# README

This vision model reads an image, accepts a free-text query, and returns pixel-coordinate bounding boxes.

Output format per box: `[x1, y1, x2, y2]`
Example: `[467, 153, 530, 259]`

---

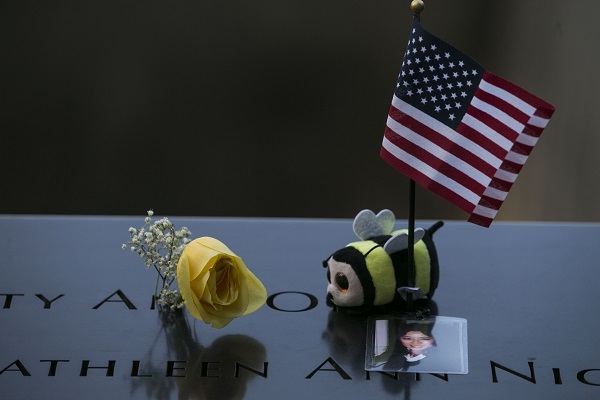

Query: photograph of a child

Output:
[366, 315, 468, 374]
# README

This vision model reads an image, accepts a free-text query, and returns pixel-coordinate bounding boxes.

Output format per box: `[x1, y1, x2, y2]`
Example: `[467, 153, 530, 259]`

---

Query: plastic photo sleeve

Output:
[365, 315, 468, 374]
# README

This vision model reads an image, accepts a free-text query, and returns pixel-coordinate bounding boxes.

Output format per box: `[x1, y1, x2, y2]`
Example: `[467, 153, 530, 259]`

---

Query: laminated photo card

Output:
[366, 315, 468, 374]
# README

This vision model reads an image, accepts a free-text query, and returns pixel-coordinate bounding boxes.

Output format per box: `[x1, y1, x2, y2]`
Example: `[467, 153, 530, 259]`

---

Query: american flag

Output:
[381, 18, 555, 227]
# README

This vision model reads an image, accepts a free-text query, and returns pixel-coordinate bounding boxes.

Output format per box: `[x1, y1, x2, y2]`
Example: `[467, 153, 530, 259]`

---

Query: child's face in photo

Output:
[400, 330, 435, 354]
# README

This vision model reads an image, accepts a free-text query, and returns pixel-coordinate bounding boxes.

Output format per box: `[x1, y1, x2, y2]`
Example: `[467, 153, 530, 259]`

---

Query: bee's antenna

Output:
[427, 221, 444, 236]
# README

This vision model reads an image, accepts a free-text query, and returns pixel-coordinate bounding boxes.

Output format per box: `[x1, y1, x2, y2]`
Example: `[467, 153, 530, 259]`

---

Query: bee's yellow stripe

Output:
[348, 241, 396, 305]
[393, 229, 432, 295]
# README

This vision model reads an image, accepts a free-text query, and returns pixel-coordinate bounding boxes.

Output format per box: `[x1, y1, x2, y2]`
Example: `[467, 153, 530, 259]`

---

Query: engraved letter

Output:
[40, 359, 69, 376]
[577, 369, 600, 386]
[0, 360, 31, 376]
[0, 294, 24, 309]
[166, 361, 187, 377]
[305, 357, 351, 380]
[131, 360, 153, 377]
[235, 362, 268, 378]
[267, 291, 318, 312]
[92, 290, 137, 310]
[35, 294, 65, 309]
[490, 360, 536, 384]
[80, 360, 116, 376]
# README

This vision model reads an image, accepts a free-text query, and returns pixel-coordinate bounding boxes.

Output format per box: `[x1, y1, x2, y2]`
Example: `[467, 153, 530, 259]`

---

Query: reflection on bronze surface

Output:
[322, 311, 413, 398]
[130, 310, 266, 400]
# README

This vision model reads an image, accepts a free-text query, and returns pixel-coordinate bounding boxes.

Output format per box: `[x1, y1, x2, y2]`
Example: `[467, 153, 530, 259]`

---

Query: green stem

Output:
[151, 261, 166, 281]
[166, 225, 175, 266]
[154, 271, 160, 300]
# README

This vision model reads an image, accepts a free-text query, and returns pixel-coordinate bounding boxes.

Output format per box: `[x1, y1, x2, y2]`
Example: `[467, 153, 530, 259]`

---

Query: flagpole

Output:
[407, 181, 416, 311]
[405, 0, 424, 312]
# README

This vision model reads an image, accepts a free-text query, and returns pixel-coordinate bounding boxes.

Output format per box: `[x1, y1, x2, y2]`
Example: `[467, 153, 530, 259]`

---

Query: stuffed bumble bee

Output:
[323, 209, 443, 313]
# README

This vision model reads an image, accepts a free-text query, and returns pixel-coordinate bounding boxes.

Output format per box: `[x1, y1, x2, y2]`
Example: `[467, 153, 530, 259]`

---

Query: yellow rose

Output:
[176, 237, 267, 328]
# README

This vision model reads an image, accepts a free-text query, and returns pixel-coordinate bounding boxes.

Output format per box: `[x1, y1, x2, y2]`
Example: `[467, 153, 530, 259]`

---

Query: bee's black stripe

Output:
[389, 250, 409, 292]
[421, 232, 439, 298]
[330, 246, 376, 307]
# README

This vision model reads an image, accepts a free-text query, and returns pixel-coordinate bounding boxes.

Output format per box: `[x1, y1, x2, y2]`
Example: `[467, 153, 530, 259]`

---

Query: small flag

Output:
[381, 18, 555, 227]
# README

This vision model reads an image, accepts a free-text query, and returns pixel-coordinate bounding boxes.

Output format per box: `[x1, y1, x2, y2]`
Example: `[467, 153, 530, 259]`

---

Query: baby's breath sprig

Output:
[122, 210, 191, 310]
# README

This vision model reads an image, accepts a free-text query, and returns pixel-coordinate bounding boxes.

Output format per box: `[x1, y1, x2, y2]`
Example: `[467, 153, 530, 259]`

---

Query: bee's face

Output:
[325, 257, 364, 307]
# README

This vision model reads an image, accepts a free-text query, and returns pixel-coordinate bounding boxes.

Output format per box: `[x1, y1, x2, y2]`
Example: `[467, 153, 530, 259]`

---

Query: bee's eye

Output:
[335, 272, 349, 292]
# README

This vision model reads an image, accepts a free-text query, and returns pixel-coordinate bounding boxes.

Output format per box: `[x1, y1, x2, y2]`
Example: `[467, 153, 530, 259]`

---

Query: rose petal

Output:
[176, 236, 268, 329]
[182, 239, 223, 281]
[197, 257, 247, 326]
[212, 257, 238, 305]
[176, 251, 205, 321]
[242, 267, 268, 315]
[195, 237, 239, 259]
[207, 314, 234, 329]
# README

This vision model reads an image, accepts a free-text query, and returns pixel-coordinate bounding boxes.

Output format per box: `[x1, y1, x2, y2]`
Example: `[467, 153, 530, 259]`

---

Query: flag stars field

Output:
[399, 37, 483, 127]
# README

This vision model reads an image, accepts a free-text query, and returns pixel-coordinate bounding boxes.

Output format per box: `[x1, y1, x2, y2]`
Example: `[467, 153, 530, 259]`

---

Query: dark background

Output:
[1, 0, 598, 222]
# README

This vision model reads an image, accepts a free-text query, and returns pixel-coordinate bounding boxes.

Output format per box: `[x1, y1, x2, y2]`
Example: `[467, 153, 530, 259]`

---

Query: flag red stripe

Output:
[387, 106, 498, 178]
[523, 124, 543, 137]
[534, 107, 555, 120]
[483, 73, 555, 112]
[510, 142, 534, 156]
[454, 122, 508, 161]
[467, 213, 493, 228]
[381, 146, 476, 214]
[499, 159, 524, 174]
[466, 106, 519, 143]
[489, 177, 513, 192]
[474, 89, 530, 126]
[477, 195, 503, 211]
[384, 127, 487, 196]
[389, 106, 407, 123]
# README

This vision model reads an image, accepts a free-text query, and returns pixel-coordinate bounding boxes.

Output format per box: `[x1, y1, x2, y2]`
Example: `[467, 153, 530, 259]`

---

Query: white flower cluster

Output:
[123, 210, 192, 310]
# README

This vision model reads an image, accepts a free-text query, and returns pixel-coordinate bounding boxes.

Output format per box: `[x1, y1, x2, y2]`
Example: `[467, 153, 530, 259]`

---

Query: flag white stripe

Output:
[528, 115, 550, 128]
[471, 96, 525, 134]
[386, 117, 492, 186]
[472, 204, 498, 219]
[516, 134, 539, 147]
[505, 151, 528, 165]
[392, 95, 503, 169]
[461, 113, 514, 152]
[392, 95, 450, 135]
[382, 136, 480, 206]
[483, 186, 508, 201]
[495, 168, 518, 183]
[479, 79, 536, 115]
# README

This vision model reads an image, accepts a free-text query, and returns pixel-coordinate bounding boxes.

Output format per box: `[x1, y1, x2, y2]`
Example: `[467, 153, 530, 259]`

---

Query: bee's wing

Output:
[352, 209, 395, 240]
[383, 228, 425, 254]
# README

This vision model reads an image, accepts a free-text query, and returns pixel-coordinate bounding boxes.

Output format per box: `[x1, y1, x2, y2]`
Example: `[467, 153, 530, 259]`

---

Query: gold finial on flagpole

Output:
[410, 0, 425, 16]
